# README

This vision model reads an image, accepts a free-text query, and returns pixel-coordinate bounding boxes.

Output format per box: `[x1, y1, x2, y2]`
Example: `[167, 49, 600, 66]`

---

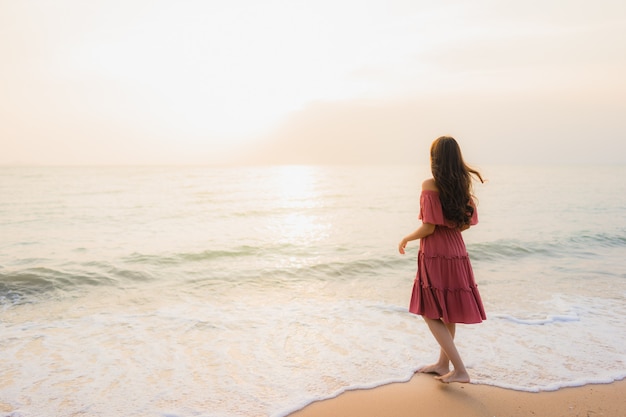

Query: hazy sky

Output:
[2, 0, 625, 166]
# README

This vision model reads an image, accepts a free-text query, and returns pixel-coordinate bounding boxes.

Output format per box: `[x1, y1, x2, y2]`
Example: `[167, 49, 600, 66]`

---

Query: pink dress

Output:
[409, 190, 486, 324]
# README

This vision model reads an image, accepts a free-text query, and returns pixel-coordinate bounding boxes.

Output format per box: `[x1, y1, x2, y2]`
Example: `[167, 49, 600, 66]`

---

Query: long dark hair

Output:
[430, 136, 484, 227]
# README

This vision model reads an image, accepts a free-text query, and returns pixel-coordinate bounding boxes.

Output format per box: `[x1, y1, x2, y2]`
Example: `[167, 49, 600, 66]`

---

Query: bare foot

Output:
[434, 370, 470, 384]
[416, 364, 449, 376]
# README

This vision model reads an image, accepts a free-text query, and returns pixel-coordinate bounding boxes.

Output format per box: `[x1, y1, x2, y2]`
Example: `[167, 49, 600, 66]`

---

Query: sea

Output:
[1, 164, 625, 417]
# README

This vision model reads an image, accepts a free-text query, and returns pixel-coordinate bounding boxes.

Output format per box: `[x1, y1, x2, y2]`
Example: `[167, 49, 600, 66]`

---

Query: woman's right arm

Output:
[398, 222, 435, 254]
[399, 177, 439, 254]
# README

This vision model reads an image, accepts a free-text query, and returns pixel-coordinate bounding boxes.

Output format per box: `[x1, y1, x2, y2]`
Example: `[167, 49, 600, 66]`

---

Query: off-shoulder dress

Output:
[409, 190, 486, 324]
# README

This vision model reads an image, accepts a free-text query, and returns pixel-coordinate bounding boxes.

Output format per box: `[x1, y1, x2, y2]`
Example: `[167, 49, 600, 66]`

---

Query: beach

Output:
[290, 374, 626, 417]
[1, 165, 625, 416]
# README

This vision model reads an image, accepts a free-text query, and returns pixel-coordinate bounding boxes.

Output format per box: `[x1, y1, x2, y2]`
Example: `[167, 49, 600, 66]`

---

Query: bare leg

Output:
[422, 317, 470, 383]
[417, 322, 456, 376]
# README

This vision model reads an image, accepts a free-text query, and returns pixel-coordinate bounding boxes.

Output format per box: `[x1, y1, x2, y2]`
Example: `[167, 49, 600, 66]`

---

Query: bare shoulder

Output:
[421, 178, 439, 192]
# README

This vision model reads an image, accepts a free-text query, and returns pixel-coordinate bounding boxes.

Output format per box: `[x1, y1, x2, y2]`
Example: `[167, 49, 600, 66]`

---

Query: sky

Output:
[1, 0, 625, 166]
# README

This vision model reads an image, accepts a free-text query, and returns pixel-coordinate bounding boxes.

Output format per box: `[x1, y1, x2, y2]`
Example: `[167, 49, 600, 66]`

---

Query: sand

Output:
[288, 374, 626, 417]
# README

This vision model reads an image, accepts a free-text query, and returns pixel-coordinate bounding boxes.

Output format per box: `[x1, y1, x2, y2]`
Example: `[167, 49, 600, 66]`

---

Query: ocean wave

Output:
[249, 255, 408, 282]
[125, 245, 281, 265]
[128, 246, 407, 281]
[306, 257, 404, 278]
[569, 231, 626, 247]
[129, 231, 623, 271]
[0, 248, 404, 304]
[469, 231, 626, 261]
[0, 265, 152, 305]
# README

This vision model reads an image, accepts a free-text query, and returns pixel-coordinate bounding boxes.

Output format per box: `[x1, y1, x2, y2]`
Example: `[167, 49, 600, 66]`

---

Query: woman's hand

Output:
[398, 238, 408, 255]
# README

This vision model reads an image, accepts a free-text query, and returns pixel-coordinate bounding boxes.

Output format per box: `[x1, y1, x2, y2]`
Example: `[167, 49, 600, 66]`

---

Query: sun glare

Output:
[272, 165, 321, 208]
[3, 1, 626, 165]
[268, 166, 329, 245]
[56, 1, 390, 142]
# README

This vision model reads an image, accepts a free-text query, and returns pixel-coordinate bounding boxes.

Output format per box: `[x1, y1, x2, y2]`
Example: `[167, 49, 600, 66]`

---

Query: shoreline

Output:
[287, 374, 626, 417]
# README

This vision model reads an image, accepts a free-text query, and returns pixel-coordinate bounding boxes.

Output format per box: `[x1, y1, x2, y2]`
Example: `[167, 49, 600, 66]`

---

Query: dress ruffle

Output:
[409, 253, 486, 324]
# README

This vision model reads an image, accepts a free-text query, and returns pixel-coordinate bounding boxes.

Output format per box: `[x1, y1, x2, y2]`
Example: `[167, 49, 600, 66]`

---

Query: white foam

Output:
[2, 283, 626, 417]
[493, 312, 580, 325]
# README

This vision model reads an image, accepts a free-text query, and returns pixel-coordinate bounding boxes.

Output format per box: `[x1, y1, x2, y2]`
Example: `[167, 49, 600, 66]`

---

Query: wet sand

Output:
[289, 373, 626, 417]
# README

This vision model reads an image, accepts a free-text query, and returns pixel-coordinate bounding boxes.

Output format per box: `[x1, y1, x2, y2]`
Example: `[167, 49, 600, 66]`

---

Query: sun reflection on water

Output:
[272, 165, 319, 208]
[267, 165, 330, 245]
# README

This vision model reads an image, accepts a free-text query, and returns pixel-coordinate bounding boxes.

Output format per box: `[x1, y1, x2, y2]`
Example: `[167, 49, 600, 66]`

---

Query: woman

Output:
[398, 136, 486, 383]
